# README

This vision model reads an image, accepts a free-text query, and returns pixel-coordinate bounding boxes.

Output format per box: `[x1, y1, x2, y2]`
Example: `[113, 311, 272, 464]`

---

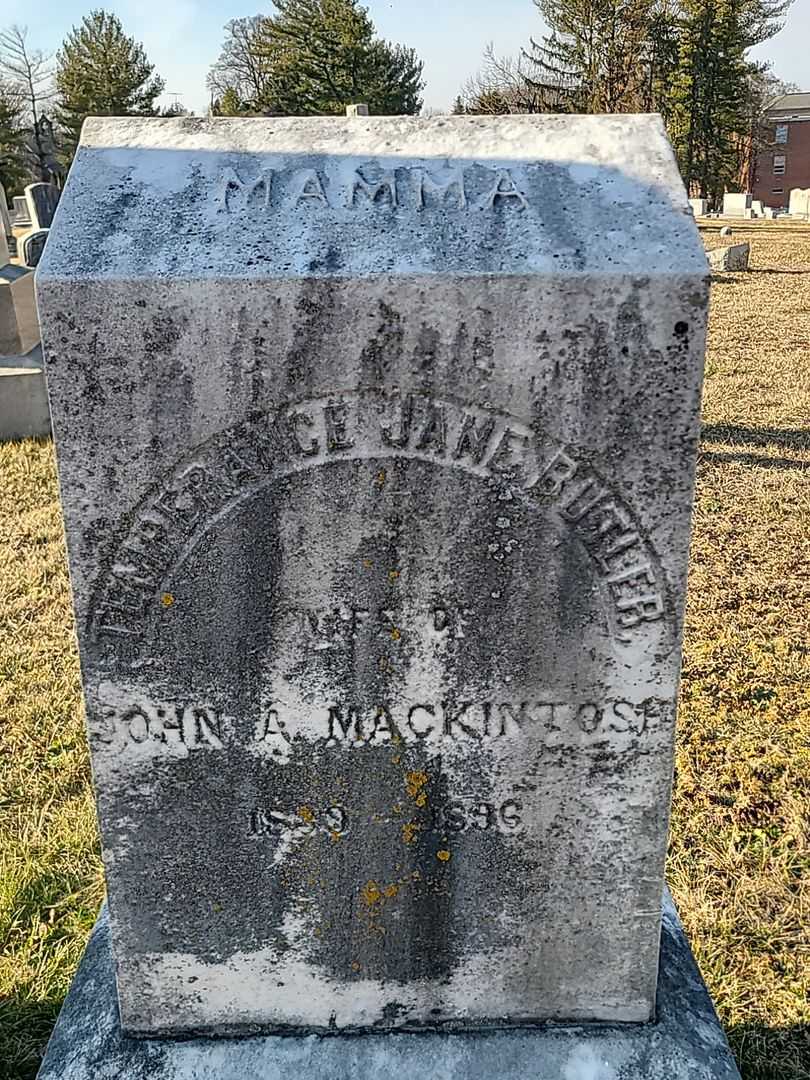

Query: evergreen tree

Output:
[250, 0, 424, 115]
[55, 10, 164, 154]
[213, 87, 248, 117]
[0, 79, 28, 193]
[666, 0, 790, 199]
[525, 0, 657, 113]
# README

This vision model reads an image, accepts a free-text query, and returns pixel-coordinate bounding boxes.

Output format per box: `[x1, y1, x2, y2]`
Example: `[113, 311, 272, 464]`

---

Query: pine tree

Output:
[250, 0, 424, 115]
[525, 0, 656, 113]
[665, 0, 791, 199]
[0, 78, 28, 193]
[55, 10, 164, 155]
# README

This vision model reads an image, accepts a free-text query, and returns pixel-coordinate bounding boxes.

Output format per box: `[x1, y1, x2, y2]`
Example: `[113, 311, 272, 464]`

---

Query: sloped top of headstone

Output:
[40, 115, 704, 282]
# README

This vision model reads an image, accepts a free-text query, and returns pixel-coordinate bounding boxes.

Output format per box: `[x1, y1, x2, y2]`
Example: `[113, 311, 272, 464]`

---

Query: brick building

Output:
[752, 92, 810, 210]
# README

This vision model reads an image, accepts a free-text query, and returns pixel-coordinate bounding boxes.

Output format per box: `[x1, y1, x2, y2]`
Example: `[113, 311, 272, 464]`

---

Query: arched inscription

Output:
[89, 389, 669, 655]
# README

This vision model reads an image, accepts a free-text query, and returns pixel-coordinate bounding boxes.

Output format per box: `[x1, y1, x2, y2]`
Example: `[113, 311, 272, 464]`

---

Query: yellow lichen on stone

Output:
[351, 961, 361, 972]
[376, 469, 386, 489]
[362, 558, 373, 569]
[405, 770, 428, 808]
[361, 881, 383, 906]
[297, 806, 315, 823]
[401, 821, 419, 844]
[161, 593, 174, 607]
[391, 627, 401, 641]
[437, 849, 452, 862]
[389, 569, 400, 581]
[383, 883, 399, 899]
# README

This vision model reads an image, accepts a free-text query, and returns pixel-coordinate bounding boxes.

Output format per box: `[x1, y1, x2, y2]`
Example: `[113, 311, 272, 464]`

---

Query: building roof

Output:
[768, 92, 810, 114]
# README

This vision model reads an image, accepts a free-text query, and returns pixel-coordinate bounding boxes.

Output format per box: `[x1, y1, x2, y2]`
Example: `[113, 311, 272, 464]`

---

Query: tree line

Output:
[0, 0, 796, 204]
[457, 0, 795, 201]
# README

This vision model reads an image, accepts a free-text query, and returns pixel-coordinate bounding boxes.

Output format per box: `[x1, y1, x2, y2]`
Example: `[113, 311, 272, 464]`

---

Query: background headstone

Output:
[689, 197, 708, 216]
[722, 192, 752, 218]
[0, 183, 13, 244]
[0, 265, 39, 355]
[21, 228, 49, 268]
[25, 182, 61, 230]
[707, 242, 750, 272]
[788, 187, 810, 219]
[12, 195, 31, 227]
[38, 115, 709, 1039]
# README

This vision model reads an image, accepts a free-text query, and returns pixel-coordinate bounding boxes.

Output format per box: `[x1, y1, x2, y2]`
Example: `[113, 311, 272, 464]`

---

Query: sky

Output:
[1, 0, 808, 116]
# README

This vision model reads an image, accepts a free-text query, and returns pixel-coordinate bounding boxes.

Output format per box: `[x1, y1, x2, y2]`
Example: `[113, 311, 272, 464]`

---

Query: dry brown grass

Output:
[671, 220, 810, 1078]
[0, 222, 808, 1078]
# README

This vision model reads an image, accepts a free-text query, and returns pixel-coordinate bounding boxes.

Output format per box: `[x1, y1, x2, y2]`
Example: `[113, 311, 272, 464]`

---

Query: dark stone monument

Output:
[35, 115, 739, 1078]
[25, 181, 61, 230]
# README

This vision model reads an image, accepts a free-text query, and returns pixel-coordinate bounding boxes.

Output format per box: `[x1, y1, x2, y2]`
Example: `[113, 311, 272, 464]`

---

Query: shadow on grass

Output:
[701, 423, 810, 452]
[699, 450, 807, 471]
[0, 869, 101, 1080]
[0, 991, 64, 1080]
[728, 1022, 810, 1080]
[747, 268, 810, 276]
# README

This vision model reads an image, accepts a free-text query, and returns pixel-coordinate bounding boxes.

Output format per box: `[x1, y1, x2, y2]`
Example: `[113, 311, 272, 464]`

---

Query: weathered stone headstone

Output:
[707, 241, 750, 272]
[24, 181, 60, 230]
[36, 116, 737, 1078]
[12, 194, 31, 226]
[346, 102, 370, 116]
[0, 182, 13, 244]
[688, 197, 708, 216]
[788, 187, 810, 219]
[20, 228, 49, 268]
[722, 192, 752, 218]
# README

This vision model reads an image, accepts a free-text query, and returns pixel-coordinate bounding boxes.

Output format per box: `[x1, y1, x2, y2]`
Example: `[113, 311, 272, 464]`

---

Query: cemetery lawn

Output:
[0, 222, 808, 1080]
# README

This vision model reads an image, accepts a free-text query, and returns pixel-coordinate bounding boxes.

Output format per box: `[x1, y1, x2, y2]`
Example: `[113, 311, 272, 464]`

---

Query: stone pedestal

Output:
[0, 345, 51, 441]
[37, 893, 740, 1080]
[0, 264, 40, 356]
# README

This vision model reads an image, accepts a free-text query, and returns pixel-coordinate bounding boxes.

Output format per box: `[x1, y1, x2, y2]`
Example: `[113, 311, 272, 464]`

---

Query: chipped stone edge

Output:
[37, 889, 741, 1080]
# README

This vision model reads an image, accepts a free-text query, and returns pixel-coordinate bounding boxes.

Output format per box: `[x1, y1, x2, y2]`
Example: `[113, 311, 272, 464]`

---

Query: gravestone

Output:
[0, 182, 13, 244]
[707, 242, 750, 272]
[788, 187, 810, 219]
[689, 197, 708, 216]
[0, 264, 39, 356]
[36, 116, 738, 1078]
[722, 192, 752, 218]
[25, 181, 60, 229]
[20, 228, 49, 268]
[12, 194, 31, 226]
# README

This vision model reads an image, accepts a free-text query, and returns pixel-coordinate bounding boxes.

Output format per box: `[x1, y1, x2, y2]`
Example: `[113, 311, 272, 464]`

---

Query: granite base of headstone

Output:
[37, 892, 740, 1080]
[36, 114, 736, 1078]
[0, 344, 50, 441]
